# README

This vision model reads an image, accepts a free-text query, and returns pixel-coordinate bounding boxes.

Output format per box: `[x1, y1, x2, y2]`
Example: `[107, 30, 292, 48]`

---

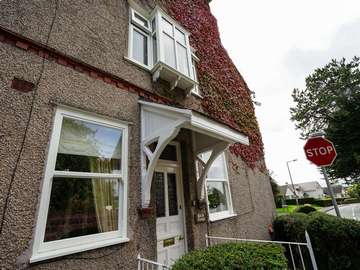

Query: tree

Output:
[347, 184, 360, 198]
[290, 57, 360, 182]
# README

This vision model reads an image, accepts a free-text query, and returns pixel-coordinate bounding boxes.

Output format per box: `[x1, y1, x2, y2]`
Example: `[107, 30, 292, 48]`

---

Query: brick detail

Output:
[11, 78, 35, 93]
[57, 58, 68, 66]
[15, 41, 29, 50]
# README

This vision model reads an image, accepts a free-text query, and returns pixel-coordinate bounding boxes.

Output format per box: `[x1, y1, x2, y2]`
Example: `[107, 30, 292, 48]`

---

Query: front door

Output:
[154, 165, 186, 266]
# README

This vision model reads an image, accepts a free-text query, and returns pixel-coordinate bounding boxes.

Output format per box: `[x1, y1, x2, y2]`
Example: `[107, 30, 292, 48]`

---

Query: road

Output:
[325, 203, 360, 220]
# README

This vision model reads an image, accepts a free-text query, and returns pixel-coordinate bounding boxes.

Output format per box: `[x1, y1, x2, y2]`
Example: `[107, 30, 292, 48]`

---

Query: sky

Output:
[210, 0, 360, 187]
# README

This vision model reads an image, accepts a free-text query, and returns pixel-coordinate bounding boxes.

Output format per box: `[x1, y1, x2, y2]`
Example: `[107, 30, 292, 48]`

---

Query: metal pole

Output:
[305, 230, 318, 270]
[322, 167, 341, 218]
[287, 161, 299, 205]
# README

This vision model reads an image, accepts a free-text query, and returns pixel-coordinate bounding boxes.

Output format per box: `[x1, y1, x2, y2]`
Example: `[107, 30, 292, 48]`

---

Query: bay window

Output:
[198, 152, 235, 221]
[31, 108, 129, 262]
[127, 6, 198, 92]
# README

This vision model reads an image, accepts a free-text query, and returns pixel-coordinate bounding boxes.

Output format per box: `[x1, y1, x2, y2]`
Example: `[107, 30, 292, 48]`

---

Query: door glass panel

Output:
[207, 181, 229, 213]
[44, 177, 119, 242]
[155, 172, 166, 217]
[167, 173, 178, 216]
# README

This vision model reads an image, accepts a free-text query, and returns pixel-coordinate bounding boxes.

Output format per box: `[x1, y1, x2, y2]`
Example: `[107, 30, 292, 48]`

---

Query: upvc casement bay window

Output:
[31, 108, 129, 262]
[198, 152, 236, 221]
[128, 6, 198, 93]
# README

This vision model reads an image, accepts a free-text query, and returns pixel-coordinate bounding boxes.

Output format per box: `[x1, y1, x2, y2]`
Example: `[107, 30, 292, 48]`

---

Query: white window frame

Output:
[31, 107, 129, 263]
[127, 6, 198, 83]
[191, 54, 202, 98]
[200, 152, 236, 222]
[128, 8, 153, 69]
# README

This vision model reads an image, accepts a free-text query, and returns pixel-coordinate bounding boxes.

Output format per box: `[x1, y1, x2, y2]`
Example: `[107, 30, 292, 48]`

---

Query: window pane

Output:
[155, 172, 166, 217]
[44, 178, 119, 242]
[163, 34, 176, 68]
[175, 28, 186, 44]
[167, 173, 178, 216]
[200, 152, 227, 179]
[162, 17, 173, 36]
[159, 144, 177, 161]
[134, 12, 148, 28]
[132, 29, 148, 65]
[152, 18, 156, 32]
[177, 43, 189, 76]
[207, 181, 229, 213]
[55, 117, 122, 174]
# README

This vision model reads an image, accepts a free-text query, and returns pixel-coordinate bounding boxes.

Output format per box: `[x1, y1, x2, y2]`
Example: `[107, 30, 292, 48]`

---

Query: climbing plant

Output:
[158, 0, 265, 171]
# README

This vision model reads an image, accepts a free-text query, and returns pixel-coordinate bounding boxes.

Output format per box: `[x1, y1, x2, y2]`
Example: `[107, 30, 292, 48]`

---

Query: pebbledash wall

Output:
[0, 0, 275, 269]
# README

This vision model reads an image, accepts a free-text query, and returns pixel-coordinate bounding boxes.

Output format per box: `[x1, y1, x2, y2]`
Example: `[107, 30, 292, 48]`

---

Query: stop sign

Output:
[304, 137, 337, 167]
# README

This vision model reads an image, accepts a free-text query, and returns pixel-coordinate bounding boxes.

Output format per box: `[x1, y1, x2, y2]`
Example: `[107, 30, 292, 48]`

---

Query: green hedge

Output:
[172, 242, 288, 270]
[285, 197, 316, 205]
[343, 198, 360, 204]
[273, 212, 360, 269]
[285, 198, 346, 207]
[295, 204, 317, 214]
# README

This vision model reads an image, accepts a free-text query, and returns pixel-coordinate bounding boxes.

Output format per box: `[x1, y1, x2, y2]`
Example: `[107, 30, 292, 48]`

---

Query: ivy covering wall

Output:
[158, 0, 266, 171]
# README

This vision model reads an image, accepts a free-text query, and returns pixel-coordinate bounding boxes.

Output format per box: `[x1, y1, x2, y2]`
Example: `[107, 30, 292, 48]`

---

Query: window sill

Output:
[30, 237, 130, 263]
[191, 91, 203, 99]
[124, 56, 151, 72]
[209, 213, 237, 223]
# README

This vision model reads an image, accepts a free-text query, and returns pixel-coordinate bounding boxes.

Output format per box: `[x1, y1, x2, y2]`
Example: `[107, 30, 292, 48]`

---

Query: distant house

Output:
[279, 181, 324, 200]
[323, 185, 345, 198]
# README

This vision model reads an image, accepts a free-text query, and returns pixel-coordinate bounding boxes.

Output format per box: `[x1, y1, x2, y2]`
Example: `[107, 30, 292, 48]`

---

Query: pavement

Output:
[324, 203, 360, 220]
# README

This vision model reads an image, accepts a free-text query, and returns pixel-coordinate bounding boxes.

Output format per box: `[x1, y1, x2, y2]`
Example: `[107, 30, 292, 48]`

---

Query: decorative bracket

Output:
[196, 141, 229, 201]
[141, 119, 188, 208]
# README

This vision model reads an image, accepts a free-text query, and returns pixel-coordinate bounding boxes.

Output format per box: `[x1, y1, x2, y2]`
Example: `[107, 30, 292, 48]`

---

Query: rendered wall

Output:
[0, 0, 276, 269]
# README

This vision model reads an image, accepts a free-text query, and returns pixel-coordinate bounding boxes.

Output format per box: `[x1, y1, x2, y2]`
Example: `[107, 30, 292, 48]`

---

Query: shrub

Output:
[295, 204, 317, 214]
[171, 242, 288, 270]
[285, 197, 315, 205]
[343, 198, 360, 204]
[273, 212, 360, 269]
[313, 198, 345, 207]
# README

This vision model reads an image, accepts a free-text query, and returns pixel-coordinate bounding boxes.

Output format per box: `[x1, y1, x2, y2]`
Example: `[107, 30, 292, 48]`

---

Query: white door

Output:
[154, 166, 186, 266]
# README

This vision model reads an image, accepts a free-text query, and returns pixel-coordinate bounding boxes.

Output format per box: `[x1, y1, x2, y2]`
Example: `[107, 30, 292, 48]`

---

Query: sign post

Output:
[303, 135, 341, 218]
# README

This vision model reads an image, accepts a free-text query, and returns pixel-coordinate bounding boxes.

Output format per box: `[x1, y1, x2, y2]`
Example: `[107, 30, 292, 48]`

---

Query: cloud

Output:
[284, 19, 360, 79]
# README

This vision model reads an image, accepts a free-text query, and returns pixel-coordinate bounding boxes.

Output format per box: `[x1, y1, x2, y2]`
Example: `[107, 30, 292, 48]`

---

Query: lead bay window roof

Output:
[128, 6, 198, 93]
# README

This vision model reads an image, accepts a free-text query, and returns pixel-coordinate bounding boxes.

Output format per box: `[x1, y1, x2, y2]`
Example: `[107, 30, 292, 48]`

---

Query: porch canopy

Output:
[140, 100, 249, 208]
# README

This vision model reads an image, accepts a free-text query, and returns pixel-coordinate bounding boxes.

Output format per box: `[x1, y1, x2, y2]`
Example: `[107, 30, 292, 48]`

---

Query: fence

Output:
[205, 231, 318, 270]
[137, 254, 171, 270]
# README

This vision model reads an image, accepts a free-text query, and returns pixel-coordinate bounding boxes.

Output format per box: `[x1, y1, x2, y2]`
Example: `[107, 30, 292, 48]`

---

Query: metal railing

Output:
[205, 231, 318, 270]
[137, 254, 171, 270]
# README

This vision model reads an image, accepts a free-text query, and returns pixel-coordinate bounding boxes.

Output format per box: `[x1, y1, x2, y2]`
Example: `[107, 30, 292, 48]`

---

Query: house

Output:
[279, 181, 324, 200]
[323, 185, 345, 198]
[0, 0, 275, 269]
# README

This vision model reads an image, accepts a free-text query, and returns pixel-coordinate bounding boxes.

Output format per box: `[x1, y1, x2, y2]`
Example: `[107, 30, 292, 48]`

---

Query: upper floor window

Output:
[128, 6, 198, 93]
[31, 108, 129, 262]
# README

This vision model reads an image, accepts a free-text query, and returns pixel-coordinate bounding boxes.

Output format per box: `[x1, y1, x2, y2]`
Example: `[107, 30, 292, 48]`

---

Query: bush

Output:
[285, 197, 315, 205]
[273, 212, 360, 269]
[343, 198, 360, 204]
[313, 198, 344, 207]
[172, 242, 288, 270]
[295, 204, 317, 214]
